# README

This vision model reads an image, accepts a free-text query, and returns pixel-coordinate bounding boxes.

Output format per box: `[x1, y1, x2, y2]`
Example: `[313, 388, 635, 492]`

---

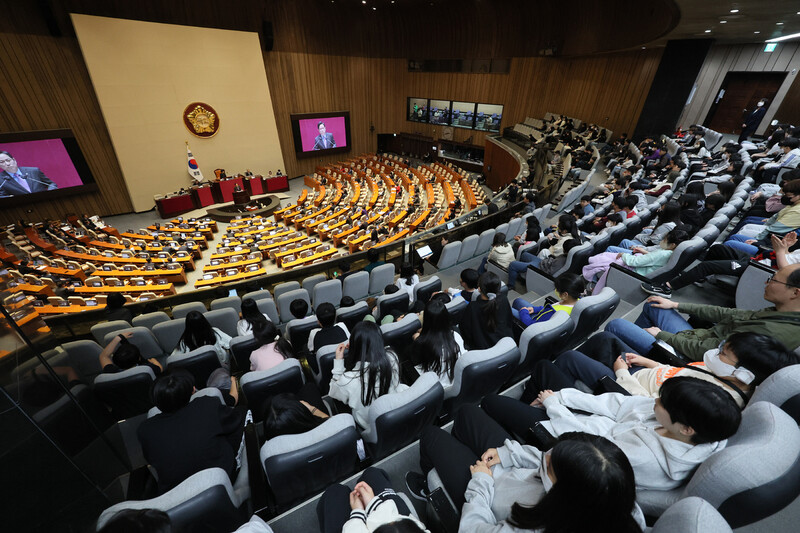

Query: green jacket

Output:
[656, 303, 800, 361]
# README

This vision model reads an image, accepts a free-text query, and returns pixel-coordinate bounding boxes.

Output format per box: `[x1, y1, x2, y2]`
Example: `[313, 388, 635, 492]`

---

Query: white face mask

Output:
[757, 102, 764, 107]
[703, 348, 756, 385]
[539, 453, 554, 492]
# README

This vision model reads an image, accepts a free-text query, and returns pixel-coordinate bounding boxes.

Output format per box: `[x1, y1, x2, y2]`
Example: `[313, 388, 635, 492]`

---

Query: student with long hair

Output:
[408, 407, 644, 533]
[459, 272, 513, 350]
[410, 299, 465, 390]
[236, 297, 271, 336]
[249, 320, 293, 372]
[328, 321, 407, 430]
[478, 233, 515, 274]
[98, 331, 162, 375]
[171, 311, 232, 367]
[263, 391, 329, 440]
[395, 262, 420, 303]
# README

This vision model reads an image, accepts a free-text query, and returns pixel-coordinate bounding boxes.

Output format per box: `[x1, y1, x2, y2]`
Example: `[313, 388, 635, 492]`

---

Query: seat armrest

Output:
[525, 264, 555, 296]
[605, 263, 649, 304]
[597, 375, 631, 396]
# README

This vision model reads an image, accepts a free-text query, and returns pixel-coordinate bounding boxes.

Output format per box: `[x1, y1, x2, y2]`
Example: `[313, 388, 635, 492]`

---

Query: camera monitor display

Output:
[290, 112, 352, 159]
[408, 97, 428, 123]
[427, 99, 451, 125]
[0, 129, 98, 205]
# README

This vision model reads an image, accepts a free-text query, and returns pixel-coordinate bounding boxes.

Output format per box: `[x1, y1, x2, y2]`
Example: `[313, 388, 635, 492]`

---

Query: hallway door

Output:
[704, 71, 786, 134]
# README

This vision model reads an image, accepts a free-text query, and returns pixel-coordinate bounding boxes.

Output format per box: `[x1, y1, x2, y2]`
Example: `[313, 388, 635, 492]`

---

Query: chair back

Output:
[444, 337, 519, 414]
[240, 359, 305, 421]
[437, 241, 462, 270]
[380, 313, 422, 353]
[210, 296, 242, 313]
[336, 301, 370, 331]
[285, 315, 320, 354]
[565, 288, 620, 351]
[650, 497, 731, 533]
[750, 364, 800, 424]
[132, 311, 170, 330]
[93, 366, 156, 420]
[312, 279, 343, 310]
[203, 308, 239, 337]
[102, 327, 165, 359]
[518, 311, 574, 369]
[368, 263, 396, 294]
[272, 281, 301, 301]
[457, 235, 479, 262]
[229, 334, 261, 373]
[166, 346, 222, 386]
[413, 276, 441, 306]
[376, 291, 410, 321]
[91, 320, 132, 344]
[474, 229, 496, 256]
[342, 271, 369, 301]
[172, 301, 207, 319]
[152, 318, 187, 353]
[276, 288, 311, 323]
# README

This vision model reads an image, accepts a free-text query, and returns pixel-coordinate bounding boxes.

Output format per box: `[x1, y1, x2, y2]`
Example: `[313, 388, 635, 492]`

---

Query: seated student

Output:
[478, 233, 515, 274]
[724, 178, 800, 256]
[171, 311, 232, 368]
[249, 320, 293, 372]
[512, 226, 541, 257]
[528, 331, 799, 409]
[370, 284, 407, 323]
[613, 201, 682, 249]
[459, 272, 513, 350]
[98, 331, 162, 376]
[137, 368, 246, 494]
[446, 268, 479, 302]
[512, 272, 584, 327]
[606, 263, 800, 360]
[105, 292, 133, 323]
[289, 298, 309, 320]
[363, 248, 386, 273]
[395, 262, 420, 300]
[408, 411, 644, 532]
[263, 388, 329, 440]
[237, 298, 271, 336]
[328, 321, 408, 431]
[579, 194, 595, 215]
[409, 298, 465, 390]
[308, 302, 350, 353]
[583, 229, 689, 294]
[482, 377, 741, 492]
[318, 468, 429, 533]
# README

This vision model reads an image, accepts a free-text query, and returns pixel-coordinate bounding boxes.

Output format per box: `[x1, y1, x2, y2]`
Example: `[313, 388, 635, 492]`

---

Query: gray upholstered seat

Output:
[94, 467, 249, 532]
[442, 337, 519, 417]
[131, 311, 171, 330]
[255, 298, 280, 324]
[241, 289, 273, 302]
[210, 295, 242, 313]
[302, 273, 327, 296]
[649, 497, 731, 533]
[457, 235, 479, 263]
[380, 313, 421, 352]
[437, 241, 462, 270]
[61, 340, 104, 382]
[240, 359, 305, 421]
[148, 387, 225, 418]
[444, 295, 468, 326]
[517, 311, 574, 372]
[336, 301, 370, 331]
[93, 366, 156, 420]
[474, 229, 496, 256]
[152, 318, 187, 353]
[368, 263, 396, 294]
[285, 315, 320, 352]
[342, 271, 370, 301]
[203, 308, 239, 337]
[313, 344, 338, 393]
[260, 413, 360, 509]
[229, 333, 260, 373]
[750, 364, 800, 424]
[564, 287, 620, 351]
[166, 345, 222, 386]
[172, 301, 207, 319]
[273, 281, 301, 301]
[102, 327, 165, 359]
[413, 275, 441, 305]
[362, 372, 444, 458]
[91, 320, 132, 344]
[375, 290, 410, 321]
[312, 279, 343, 310]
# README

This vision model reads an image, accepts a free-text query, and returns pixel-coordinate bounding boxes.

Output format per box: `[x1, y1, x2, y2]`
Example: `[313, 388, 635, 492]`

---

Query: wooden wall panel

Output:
[263, 49, 664, 178]
[0, 13, 131, 226]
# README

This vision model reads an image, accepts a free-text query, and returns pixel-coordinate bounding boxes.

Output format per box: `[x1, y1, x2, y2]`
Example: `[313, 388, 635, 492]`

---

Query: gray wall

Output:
[677, 43, 800, 135]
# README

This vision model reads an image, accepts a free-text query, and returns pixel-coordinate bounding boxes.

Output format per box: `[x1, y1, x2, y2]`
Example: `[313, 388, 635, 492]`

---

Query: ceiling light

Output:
[720, 20, 727, 24]
[704, 29, 712, 33]
[766, 32, 800, 43]
[730, 9, 739, 13]
[754, 31, 761, 34]
[777, 22, 785, 25]
[372, 6, 376, 9]
[361, 0, 366, 3]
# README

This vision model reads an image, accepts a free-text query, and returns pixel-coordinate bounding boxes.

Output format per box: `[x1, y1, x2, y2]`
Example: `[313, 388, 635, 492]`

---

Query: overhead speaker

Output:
[261, 20, 273, 51]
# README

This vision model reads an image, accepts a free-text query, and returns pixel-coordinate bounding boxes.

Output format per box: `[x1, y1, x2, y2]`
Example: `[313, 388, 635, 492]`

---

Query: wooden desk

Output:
[368, 229, 409, 249]
[194, 268, 266, 288]
[96, 268, 187, 284]
[75, 283, 176, 296]
[38, 266, 85, 280]
[259, 235, 305, 252]
[13, 284, 54, 296]
[332, 225, 361, 247]
[408, 209, 431, 230]
[295, 205, 333, 229]
[306, 207, 348, 234]
[348, 234, 372, 253]
[388, 210, 408, 228]
[282, 248, 336, 270]
[274, 242, 320, 267]
[319, 219, 348, 239]
[203, 257, 262, 272]
[425, 184, 435, 206]
[54, 250, 194, 270]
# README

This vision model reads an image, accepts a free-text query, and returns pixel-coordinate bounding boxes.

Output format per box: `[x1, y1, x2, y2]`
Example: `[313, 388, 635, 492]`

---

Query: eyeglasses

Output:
[766, 275, 798, 288]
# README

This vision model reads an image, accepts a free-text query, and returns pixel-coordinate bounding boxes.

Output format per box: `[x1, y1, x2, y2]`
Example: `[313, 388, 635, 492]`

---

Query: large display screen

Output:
[0, 129, 97, 206]
[407, 98, 502, 131]
[290, 111, 352, 159]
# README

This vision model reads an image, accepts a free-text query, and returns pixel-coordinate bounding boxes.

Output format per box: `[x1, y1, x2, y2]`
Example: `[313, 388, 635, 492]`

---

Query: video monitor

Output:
[428, 99, 451, 125]
[407, 97, 428, 123]
[0, 129, 98, 206]
[475, 103, 504, 133]
[451, 101, 477, 129]
[290, 111, 352, 159]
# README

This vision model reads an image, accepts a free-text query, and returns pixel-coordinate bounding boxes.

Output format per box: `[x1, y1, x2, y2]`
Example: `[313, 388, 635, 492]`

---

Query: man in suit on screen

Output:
[0, 150, 58, 196]
[313, 121, 336, 150]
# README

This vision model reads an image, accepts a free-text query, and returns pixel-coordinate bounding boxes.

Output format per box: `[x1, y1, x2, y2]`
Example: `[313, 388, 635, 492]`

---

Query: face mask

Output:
[539, 453, 554, 493]
[781, 195, 794, 205]
[757, 102, 764, 107]
[703, 348, 756, 385]
[606, 221, 615, 228]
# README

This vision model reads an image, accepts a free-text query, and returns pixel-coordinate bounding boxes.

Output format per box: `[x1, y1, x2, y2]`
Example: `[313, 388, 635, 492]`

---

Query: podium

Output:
[232, 189, 251, 205]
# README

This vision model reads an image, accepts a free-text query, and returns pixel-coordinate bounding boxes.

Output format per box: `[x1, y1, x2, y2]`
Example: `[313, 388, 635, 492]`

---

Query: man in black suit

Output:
[739, 98, 769, 143]
[313, 122, 336, 150]
[0, 151, 58, 196]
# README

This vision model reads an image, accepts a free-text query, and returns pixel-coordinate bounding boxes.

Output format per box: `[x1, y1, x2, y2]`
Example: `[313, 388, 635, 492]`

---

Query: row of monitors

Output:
[407, 98, 503, 132]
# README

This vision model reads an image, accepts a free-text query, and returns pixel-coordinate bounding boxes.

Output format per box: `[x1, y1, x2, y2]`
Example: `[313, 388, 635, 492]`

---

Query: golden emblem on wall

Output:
[183, 102, 220, 138]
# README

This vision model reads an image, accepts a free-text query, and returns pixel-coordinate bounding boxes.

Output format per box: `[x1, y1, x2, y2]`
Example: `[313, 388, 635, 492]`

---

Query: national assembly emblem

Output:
[183, 102, 220, 138]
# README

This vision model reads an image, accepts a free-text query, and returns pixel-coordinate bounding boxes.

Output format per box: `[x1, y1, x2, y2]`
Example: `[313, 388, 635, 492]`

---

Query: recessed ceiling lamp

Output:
[754, 31, 760, 34]
[777, 22, 784, 25]
[704, 29, 712, 33]
[730, 9, 739, 13]
[720, 20, 727, 23]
